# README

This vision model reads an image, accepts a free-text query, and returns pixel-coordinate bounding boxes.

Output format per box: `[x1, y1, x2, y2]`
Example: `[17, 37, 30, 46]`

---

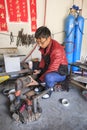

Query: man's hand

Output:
[26, 76, 39, 87]
[33, 69, 41, 75]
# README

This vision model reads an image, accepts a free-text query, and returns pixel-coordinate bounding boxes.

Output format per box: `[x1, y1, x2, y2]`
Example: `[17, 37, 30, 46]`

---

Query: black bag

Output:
[58, 64, 68, 76]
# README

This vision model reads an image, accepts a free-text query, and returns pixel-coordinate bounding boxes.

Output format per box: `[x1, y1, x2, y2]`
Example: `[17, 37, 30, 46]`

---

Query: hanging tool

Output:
[10, 32, 14, 44]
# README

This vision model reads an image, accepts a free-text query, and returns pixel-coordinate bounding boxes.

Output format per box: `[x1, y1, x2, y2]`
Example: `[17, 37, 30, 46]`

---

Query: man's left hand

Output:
[26, 76, 39, 87]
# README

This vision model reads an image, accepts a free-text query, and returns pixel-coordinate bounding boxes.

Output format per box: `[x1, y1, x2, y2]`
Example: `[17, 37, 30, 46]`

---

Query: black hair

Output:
[35, 26, 51, 39]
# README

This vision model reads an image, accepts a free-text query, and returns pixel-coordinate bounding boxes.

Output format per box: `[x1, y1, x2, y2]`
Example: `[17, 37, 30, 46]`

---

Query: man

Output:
[28, 26, 68, 99]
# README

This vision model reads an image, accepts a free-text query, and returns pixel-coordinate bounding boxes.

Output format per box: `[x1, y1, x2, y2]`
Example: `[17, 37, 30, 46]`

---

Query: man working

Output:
[28, 26, 68, 99]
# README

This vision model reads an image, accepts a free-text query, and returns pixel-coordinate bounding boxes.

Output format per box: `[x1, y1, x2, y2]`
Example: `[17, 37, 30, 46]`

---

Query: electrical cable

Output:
[21, 43, 38, 63]
[81, 0, 84, 10]
[43, 0, 47, 26]
[73, 0, 74, 5]
[0, 32, 17, 37]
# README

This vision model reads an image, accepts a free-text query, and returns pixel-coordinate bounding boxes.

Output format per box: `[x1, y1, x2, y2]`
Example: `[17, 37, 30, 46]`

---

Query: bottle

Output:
[28, 61, 33, 70]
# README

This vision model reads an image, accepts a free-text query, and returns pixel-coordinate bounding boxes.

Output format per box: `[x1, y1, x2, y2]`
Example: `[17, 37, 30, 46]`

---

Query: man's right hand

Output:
[33, 69, 41, 75]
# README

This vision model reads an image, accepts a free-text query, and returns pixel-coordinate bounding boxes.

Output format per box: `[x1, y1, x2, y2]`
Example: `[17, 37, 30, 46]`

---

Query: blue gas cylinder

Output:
[73, 15, 84, 71]
[64, 13, 75, 70]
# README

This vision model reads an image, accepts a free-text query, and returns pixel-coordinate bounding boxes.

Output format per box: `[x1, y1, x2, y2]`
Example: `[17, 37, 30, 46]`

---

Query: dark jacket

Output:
[39, 39, 68, 82]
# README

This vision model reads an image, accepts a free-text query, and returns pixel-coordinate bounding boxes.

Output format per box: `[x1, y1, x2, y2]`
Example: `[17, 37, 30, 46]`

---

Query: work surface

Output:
[0, 85, 87, 130]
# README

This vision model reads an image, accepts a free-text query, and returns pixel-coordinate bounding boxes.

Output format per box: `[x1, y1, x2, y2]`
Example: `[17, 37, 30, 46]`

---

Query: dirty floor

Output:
[0, 82, 87, 130]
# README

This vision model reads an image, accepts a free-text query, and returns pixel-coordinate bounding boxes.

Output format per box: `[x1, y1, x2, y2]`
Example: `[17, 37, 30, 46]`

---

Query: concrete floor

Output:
[0, 83, 87, 130]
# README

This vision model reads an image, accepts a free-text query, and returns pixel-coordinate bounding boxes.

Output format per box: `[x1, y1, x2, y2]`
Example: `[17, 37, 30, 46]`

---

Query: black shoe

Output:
[34, 86, 45, 95]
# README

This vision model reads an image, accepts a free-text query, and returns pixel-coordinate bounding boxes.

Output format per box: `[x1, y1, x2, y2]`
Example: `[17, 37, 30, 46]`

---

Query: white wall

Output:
[0, 0, 87, 60]
[81, 0, 87, 58]
[45, 0, 74, 43]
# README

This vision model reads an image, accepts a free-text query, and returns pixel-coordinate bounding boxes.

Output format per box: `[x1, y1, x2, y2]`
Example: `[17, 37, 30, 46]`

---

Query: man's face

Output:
[36, 36, 51, 48]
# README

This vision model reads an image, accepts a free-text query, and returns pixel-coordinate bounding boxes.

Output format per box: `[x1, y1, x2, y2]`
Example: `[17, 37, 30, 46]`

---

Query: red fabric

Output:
[6, 0, 28, 22]
[0, 0, 7, 31]
[39, 39, 68, 82]
[30, 0, 37, 32]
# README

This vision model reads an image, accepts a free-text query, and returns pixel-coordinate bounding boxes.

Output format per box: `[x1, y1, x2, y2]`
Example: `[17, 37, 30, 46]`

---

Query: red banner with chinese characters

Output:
[6, 0, 28, 22]
[30, 0, 37, 32]
[0, 0, 7, 31]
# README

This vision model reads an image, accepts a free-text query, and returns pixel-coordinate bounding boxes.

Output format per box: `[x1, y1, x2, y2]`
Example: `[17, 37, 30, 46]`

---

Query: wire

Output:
[81, 0, 84, 10]
[21, 43, 38, 63]
[73, 0, 74, 5]
[0, 32, 17, 37]
[52, 31, 65, 35]
[43, 0, 47, 26]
